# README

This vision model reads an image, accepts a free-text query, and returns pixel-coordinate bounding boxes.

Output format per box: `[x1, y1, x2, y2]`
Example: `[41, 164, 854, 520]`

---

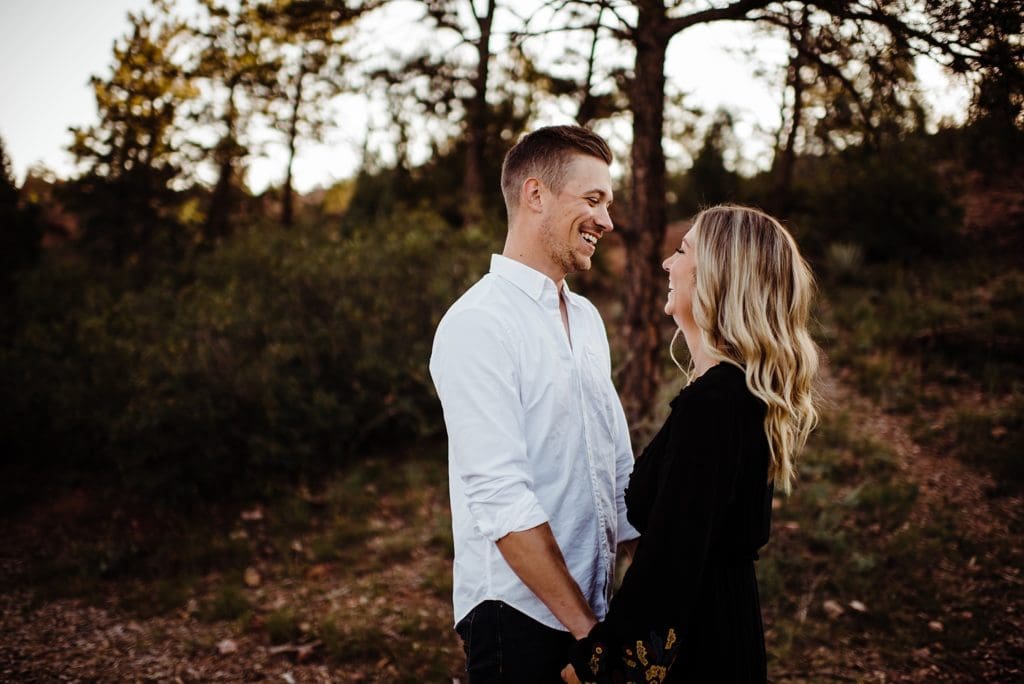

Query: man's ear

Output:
[522, 177, 545, 214]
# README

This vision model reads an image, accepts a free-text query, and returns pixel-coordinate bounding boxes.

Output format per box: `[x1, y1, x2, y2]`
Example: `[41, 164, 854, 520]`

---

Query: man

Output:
[429, 125, 639, 682]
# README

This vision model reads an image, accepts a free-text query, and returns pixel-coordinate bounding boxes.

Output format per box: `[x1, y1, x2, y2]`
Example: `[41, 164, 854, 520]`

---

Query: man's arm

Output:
[432, 308, 593, 635]
[496, 523, 597, 639]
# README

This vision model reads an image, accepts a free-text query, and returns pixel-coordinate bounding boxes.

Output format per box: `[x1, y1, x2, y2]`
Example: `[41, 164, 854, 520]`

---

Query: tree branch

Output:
[665, 0, 775, 36]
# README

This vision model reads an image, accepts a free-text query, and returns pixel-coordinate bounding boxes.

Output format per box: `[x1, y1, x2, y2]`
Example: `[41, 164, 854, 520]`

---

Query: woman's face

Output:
[662, 231, 696, 326]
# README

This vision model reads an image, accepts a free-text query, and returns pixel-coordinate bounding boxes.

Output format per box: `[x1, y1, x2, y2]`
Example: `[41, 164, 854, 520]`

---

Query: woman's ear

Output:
[522, 177, 545, 214]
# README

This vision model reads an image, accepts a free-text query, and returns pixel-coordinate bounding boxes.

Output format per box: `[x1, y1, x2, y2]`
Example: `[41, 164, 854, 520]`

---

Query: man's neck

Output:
[502, 235, 566, 289]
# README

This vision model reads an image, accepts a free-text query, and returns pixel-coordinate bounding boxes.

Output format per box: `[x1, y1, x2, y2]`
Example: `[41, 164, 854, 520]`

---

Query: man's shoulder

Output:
[441, 274, 509, 319]
[435, 275, 518, 340]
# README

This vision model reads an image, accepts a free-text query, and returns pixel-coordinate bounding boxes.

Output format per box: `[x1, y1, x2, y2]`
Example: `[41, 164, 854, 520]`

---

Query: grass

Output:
[819, 251, 1024, 494]
[753, 242, 1024, 679]
[200, 582, 251, 622]
[265, 607, 302, 645]
[7, 444, 462, 678]
[762, 405, 954, 674]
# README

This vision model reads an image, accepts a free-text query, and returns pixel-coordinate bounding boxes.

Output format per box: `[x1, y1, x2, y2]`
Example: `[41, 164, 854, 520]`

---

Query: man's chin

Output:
[571, 255, 593, 273]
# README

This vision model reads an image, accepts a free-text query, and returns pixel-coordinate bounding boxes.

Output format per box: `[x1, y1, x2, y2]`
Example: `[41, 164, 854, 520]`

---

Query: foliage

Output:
[776, 136, 963, 262]
[0, 137, 44, 298]
[667, 110, 741, 220]
[0, 211, 492, 506]
[66, 4, 194, 265]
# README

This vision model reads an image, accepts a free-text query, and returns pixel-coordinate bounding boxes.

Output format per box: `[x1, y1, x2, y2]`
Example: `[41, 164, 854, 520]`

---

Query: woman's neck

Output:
[680, 321, 717, 378]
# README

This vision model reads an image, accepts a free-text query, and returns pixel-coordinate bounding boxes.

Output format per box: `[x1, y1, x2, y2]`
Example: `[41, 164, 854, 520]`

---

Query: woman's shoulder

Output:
[671, 363, 748, 406]
[669, 363, 766, 427]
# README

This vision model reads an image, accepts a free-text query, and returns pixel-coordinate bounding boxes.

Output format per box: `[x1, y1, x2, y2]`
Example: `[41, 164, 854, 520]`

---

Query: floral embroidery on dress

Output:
[635, 641, 648, 666]
[589, 644, 604, 676]
[574, 626, 680, 684]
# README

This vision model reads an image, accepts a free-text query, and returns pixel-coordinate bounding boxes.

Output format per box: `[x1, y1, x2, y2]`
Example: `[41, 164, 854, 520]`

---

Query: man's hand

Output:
[561, 663, 581, 683]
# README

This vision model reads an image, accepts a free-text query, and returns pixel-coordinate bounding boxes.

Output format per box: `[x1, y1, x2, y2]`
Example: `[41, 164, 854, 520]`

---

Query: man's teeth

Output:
[582, 233, 597, 245]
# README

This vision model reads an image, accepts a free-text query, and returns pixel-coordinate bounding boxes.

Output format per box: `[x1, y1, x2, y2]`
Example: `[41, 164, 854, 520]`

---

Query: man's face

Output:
[538, 154, 614, 278]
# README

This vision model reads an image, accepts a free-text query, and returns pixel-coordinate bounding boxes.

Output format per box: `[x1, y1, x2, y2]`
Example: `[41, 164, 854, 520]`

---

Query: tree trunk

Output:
[619, 8, 670, 432]
[282, 64, 307, 229]
[772, 9, 808, 214]
[462, 0, 493, 227]
[205, 83, 239, 241]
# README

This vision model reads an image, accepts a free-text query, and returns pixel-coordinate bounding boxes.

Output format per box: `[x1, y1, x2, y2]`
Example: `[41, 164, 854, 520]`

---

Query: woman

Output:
[562, 204, 819, 683]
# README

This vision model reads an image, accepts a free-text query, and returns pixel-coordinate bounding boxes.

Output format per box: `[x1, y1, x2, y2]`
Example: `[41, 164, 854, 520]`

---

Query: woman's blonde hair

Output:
[685, 204, 819, 494]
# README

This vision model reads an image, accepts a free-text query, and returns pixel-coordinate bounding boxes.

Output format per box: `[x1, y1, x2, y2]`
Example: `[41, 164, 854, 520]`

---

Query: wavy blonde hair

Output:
[685, 204, 819, 494]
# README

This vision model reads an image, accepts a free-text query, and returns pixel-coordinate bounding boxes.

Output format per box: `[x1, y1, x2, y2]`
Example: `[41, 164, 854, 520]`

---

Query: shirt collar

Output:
[490, 254, 574, 304]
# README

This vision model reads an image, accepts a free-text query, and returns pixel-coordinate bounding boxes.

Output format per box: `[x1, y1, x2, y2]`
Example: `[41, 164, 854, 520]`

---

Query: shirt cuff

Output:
[617, 513, 640, 543]
[470, 488, 549, 542]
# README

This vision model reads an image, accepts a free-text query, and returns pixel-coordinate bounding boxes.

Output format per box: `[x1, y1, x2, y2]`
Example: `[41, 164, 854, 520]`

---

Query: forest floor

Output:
[1, 364, 1022, 683]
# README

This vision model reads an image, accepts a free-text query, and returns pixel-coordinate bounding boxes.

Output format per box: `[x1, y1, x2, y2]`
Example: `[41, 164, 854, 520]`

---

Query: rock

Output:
[849, 600, 867, 613]
[217, 638, 239, 655]
[928, 620, 944, 632]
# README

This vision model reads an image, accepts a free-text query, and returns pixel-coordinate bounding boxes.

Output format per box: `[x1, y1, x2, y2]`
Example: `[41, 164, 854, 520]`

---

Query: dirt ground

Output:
[2, 372, 1022, 683]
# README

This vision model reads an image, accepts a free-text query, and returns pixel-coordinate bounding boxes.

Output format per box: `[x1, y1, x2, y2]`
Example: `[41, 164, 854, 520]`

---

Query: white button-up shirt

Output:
[430, 254, 639, 631]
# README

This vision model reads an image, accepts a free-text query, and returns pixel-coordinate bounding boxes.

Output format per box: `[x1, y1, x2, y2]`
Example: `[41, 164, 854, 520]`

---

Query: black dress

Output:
[569, 363, 773, 683]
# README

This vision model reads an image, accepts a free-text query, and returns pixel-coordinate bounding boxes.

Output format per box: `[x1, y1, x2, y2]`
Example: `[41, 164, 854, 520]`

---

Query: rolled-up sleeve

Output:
[430, 307, 549, 542]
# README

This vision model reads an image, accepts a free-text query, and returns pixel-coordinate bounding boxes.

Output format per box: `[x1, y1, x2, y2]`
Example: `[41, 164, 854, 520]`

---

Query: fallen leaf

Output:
[296, 642, 319, 662]
[928, 620, 944, 632]
[244, 566, 261, 587]
[849, 600, 867, 613]
[240, 507, 263, 521]
[306, 563, 332, 580]
[823, 600, 845, 619]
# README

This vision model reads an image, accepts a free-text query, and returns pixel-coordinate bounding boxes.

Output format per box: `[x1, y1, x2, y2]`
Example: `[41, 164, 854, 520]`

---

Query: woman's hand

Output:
[561, 663, 581, 684]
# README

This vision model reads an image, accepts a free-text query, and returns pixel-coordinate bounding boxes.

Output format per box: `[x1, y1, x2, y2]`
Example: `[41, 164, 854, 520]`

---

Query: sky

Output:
[0, 0, 972, 193]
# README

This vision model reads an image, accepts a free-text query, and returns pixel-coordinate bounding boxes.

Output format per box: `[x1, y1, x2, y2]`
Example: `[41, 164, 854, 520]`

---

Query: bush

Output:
[783, 138, 963, 263]
[1, 211, 493, 506]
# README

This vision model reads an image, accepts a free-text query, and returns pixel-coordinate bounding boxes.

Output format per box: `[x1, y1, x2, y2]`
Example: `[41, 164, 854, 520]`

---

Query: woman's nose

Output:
[662, 254, 673, 271]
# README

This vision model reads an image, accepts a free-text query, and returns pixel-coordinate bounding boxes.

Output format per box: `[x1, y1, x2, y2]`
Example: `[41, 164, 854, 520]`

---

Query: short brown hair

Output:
[500, 125, 613, 216]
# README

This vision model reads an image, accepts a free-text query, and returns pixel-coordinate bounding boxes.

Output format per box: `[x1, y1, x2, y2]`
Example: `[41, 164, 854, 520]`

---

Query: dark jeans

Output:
[455, 600, 575, 683]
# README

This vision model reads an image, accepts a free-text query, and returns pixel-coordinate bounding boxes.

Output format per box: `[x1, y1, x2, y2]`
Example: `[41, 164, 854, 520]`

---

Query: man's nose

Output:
[598, 205, 613, 232]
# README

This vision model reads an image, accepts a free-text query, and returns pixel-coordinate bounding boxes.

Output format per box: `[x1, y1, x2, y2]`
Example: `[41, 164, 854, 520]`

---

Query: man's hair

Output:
[500, 125, 613, 216]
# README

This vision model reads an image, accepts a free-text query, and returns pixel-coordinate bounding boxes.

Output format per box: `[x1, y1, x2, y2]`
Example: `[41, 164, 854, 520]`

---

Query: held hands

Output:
[561, 663, 581, 684]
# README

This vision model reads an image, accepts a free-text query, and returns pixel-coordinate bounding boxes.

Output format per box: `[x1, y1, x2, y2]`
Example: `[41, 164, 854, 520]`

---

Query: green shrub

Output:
[1, 211, 492, 506]
[785, 138, 962, 263]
